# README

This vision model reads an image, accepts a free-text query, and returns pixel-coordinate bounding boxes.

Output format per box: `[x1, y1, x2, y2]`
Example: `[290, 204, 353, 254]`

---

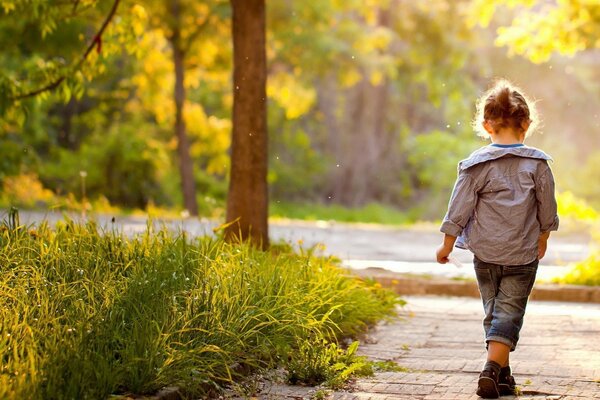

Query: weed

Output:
[371, 360, 409, 372]
[514, 386, 523, 396]
[312, 389, 330, 399]
[286, 339, 372, 389]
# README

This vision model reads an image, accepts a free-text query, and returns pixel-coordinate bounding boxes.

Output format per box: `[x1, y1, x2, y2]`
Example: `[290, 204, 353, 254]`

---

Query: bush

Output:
[0, 217, 401, 399]
[555, 253, 600, 286]
[40, 124, 172, 210]
[556, 191, 599, 224]
[0, 173, 56, 208]
[552, 192, 600, 286]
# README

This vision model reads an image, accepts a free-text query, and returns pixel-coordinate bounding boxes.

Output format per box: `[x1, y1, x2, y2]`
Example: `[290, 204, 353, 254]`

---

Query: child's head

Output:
[473, 79, 539, 139]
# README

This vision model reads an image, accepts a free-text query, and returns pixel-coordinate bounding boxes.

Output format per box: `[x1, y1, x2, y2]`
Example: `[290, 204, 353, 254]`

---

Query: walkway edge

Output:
[354, 268, 600, 303]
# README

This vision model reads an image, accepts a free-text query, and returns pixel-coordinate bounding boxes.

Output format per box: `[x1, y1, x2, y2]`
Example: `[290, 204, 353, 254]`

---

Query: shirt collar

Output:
[459, 145, 552, 171]
[490, 143, 525, 148]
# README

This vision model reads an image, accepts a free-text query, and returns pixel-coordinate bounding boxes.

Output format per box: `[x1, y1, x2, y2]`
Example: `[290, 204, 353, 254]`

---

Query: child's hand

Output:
[538, 231, 550, 260]
[436, 244, 452, 264]
[538, 242, 547, 260]
[437, 234, 457, 264]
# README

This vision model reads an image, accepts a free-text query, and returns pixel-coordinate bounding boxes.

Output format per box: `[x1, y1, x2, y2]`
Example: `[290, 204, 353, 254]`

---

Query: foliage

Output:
[0, 135, 37, 181]
[470, 0, 600, 63]
[268, 124, 327, 201]
[0, 0, 145, 114]
[569, 152, 600, 211]
[554, 191, 600, 286]
[407, 130, 481, 217]
[553, 191, 600, 234]
[556, 191, 599, 224]
[0, 216, 401, 399]
[267, 0, 480, 207]
[3, 0, 600, 223]
[40, 123, 172, 209]
[555, 252, 600, 286]
[0, 173, 56, 208]
[285, 338, 408, 389]
[286, 339, 372, 389]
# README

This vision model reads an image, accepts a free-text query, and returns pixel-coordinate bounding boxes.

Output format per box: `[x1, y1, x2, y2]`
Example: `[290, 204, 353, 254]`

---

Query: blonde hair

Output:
[473, 79, 539, 139]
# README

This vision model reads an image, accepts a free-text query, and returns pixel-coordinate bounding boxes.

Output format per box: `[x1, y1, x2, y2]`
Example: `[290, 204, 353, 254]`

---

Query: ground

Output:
[260, 295, 600, 400]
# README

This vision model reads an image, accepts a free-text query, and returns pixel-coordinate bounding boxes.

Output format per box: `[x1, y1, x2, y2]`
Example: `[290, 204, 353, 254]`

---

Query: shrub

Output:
[555, 252, 600, 286]
[0, 173, 56, 208]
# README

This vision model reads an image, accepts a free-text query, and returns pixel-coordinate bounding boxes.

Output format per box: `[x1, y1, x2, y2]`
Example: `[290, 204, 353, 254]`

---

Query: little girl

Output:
[436, 79, 559, 399]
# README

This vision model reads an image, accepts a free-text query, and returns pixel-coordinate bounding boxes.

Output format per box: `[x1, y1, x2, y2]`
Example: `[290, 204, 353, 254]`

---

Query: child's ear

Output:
[482, 120, 494, 134]
[521, 120, 531, 133]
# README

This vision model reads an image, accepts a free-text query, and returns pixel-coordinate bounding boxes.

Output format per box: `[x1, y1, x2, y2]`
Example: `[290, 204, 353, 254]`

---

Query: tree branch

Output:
[182, 18, 210, 53]
[71, 0, 81, 14]
[182, 3, 230, 53]
[11, 0, 121, 100]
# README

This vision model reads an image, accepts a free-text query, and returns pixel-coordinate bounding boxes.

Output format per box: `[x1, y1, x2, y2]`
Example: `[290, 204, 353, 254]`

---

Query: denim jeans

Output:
[473, 256, 538, 351]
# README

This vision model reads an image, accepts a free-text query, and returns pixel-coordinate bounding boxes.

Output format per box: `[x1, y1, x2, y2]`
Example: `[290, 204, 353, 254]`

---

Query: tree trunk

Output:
[225, 0, 269, 249]
[170, 0, 198, 216]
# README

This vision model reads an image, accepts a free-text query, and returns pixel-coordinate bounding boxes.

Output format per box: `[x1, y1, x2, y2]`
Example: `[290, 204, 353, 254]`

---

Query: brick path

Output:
[259, 296, 600, 400]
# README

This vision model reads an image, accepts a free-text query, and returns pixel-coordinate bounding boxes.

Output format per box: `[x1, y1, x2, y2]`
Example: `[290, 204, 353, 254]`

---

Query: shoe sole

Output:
[498, 383, 516, 396]
[477, 376, 499, 399]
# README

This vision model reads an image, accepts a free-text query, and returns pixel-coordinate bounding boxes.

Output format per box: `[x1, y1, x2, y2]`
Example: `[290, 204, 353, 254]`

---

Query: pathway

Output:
[262, 295, 600, 399]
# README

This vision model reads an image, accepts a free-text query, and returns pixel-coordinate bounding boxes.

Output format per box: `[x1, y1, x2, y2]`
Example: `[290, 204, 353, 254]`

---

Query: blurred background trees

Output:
[1, 0, 600, 220]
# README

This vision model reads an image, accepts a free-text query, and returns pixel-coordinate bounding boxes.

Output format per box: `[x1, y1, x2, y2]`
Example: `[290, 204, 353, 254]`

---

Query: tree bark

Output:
[225, 0, 269, 249]
[170, 0, 198, 216]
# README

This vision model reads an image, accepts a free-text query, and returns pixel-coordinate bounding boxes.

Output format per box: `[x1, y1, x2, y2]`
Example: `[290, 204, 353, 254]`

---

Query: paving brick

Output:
[252, 295, 600, 399]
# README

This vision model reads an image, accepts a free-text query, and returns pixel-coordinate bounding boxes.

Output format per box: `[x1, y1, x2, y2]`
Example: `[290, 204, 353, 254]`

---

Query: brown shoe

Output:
[498, 370, 516, 396]
[476, 369, 500, 399]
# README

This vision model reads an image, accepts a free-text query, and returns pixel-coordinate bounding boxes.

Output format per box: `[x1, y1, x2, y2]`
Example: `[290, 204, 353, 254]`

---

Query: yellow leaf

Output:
[267, 72, 316, 119]
[369, 70, 384, 86]
[339, 68, 362, 88]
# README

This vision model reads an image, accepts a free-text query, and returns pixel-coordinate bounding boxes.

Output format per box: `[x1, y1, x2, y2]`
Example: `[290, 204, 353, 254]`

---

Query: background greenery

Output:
[2, 3, 600, 283]
[2, 1, 600, 220]
[1, 4, 600, 399]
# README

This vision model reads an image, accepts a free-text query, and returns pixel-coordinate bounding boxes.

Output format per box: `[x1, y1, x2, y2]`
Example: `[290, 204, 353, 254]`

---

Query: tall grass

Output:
[0, 217, 400, 399]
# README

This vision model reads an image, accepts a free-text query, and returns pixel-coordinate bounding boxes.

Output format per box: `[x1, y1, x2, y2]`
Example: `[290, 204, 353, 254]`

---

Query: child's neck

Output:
[489, 128, 525, 145]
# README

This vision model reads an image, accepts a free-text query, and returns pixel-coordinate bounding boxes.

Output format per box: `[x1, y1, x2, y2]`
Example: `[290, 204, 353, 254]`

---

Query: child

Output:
[436, 79, 559, 399]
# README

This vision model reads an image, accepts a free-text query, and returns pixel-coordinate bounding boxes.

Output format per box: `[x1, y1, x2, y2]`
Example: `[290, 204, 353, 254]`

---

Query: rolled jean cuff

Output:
[486, 335, 516, 352]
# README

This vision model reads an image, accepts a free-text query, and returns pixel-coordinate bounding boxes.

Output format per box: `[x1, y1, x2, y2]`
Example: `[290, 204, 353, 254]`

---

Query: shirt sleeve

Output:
[440, 170, 478, 237]
[536, 165, 559, 232]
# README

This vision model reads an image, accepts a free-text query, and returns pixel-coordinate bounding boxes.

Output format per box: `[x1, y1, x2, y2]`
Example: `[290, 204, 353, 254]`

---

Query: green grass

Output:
[0, 215, 401, 399]
[270, 201, 419, 226]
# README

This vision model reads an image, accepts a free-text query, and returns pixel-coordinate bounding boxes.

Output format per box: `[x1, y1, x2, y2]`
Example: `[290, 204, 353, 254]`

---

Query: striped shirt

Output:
[440, 144, 559, 265]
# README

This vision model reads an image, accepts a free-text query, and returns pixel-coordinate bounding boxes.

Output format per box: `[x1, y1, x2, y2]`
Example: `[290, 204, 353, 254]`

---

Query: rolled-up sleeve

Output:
[536, 166, 559, 232]
[440, 171, 478, 237]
